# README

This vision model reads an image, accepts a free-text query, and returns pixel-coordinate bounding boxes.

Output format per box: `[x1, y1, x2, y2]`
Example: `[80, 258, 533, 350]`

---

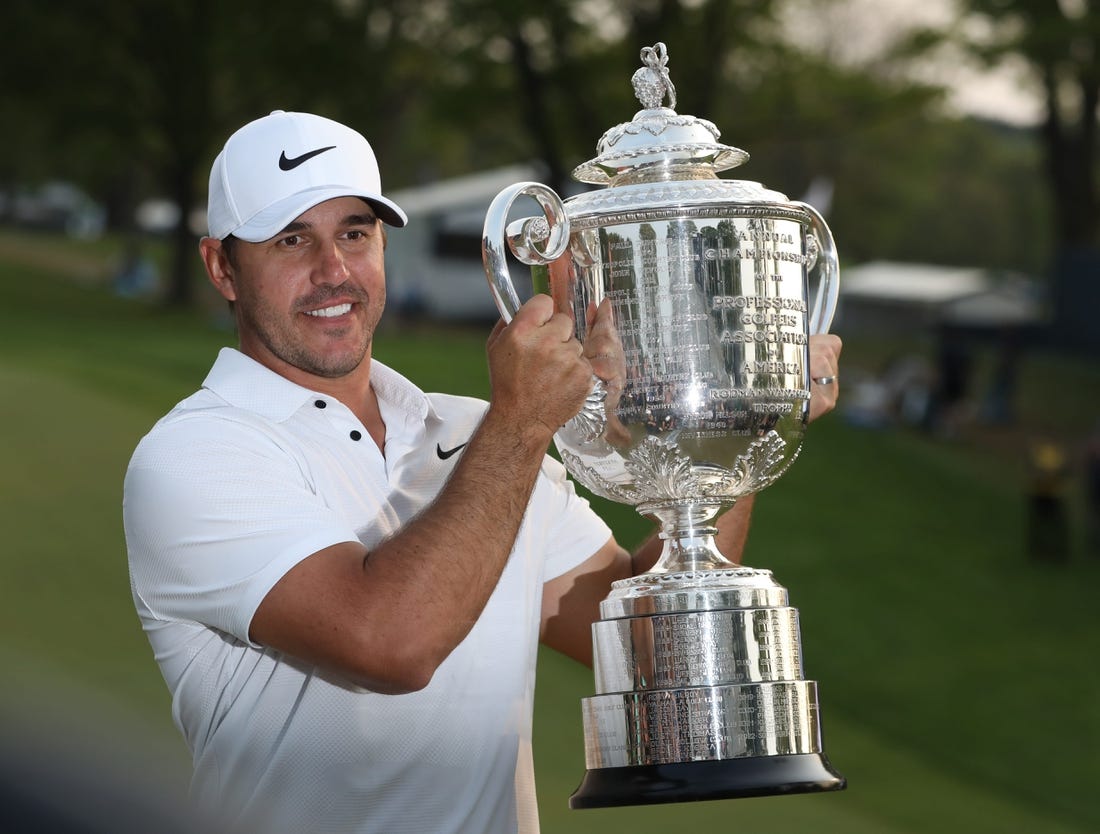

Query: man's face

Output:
[205, 197, 387, 384]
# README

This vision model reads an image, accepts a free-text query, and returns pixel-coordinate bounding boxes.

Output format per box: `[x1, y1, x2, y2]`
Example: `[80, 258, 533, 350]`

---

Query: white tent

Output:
[837, 260, 1045, 332]
[383, 164, 550, 321]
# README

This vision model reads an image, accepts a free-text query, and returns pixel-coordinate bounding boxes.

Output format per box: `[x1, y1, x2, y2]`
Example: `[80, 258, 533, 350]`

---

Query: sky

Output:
[780, 0, 1044, 126]
[580, 0, 1044, 126]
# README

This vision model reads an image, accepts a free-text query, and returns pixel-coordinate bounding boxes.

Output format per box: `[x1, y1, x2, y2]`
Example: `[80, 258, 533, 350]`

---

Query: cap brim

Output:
[230, 187, 407, 242]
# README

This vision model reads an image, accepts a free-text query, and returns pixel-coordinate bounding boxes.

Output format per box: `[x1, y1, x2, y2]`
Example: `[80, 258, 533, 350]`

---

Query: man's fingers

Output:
[807, 334, 843, 423]
[512, 293, 556, 327]
[485, 317, 509, 354]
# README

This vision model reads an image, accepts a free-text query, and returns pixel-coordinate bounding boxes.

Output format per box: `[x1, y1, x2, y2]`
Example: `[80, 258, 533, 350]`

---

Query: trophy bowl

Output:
[483, 42, 846, 808]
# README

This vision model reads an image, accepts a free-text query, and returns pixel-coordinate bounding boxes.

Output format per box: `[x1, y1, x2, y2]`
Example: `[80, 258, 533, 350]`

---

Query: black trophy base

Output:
[569, 753, 846, 809]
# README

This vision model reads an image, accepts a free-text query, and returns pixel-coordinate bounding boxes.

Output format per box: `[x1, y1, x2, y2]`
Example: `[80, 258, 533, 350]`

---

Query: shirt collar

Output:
[202, 347, 436, 425]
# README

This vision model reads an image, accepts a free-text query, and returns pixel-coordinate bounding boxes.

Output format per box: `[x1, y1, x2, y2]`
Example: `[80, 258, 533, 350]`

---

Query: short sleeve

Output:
[124, 414, 360, 645]
[531, 454, 613, 581]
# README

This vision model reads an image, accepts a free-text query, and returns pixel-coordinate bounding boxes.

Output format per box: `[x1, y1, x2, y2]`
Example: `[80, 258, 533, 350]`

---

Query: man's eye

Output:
[346, 226, 379, 242]
[279, 234, 302, 247]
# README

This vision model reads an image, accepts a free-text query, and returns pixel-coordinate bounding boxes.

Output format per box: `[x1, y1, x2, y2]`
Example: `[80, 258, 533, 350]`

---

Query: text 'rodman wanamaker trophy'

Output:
[482, 43, 846, 808]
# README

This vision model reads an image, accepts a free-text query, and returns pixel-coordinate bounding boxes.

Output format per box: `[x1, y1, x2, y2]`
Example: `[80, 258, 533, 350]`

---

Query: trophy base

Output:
[568, 753, 846, 809]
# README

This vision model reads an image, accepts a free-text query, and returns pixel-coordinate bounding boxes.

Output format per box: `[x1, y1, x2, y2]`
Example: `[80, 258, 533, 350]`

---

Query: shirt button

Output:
[350, 430, 362, 441]
[314, 400, 327, 409]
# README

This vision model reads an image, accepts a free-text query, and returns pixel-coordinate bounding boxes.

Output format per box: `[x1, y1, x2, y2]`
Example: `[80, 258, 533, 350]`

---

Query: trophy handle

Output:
[482, 181, 571, 322]
[794, 201, 840, 335]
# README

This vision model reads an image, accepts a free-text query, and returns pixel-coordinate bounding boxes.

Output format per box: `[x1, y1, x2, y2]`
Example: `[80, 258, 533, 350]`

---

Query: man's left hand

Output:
[808, 334, 842, 423]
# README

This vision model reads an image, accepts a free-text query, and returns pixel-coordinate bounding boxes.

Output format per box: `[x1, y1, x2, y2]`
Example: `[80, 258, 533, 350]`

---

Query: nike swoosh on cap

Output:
[436, 442, 468, 460]
[278, 145, 337, 171]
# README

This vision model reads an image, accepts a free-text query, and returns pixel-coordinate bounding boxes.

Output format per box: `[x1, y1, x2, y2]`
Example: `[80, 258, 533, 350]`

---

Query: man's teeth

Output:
[306, 303, 351, 318]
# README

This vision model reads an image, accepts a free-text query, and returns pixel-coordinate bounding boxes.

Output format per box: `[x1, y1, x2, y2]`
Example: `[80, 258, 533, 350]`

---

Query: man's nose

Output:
[312, 242, 350, 285]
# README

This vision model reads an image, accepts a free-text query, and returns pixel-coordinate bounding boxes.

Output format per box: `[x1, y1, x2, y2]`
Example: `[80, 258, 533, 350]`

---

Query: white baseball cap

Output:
[206, 110, 407, 242]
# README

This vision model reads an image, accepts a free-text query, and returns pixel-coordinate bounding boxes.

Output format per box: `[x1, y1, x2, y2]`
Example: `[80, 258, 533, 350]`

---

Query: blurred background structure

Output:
[1, 1, 1097, 832]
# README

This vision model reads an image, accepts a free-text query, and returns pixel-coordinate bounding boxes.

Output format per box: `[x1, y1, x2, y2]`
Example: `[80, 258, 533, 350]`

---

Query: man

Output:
[123, 110, 841, 834]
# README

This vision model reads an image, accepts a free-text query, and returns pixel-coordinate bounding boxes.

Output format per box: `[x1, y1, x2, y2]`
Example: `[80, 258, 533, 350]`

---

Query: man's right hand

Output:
[485, 294, 593, 450]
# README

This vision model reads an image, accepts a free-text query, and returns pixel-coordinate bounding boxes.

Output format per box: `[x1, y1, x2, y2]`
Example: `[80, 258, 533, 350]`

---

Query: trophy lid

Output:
[572, 43, 749, 186]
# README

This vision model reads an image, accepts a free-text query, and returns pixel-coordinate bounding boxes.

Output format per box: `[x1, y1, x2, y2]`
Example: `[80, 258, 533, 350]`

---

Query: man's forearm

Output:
[362, 407, 551, 646]
[252, 404, 556, 694]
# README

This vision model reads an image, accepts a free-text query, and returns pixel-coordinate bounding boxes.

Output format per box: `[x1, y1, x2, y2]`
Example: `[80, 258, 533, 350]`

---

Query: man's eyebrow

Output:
[343, 213, 378, 226]
[276, 213, 377, 236]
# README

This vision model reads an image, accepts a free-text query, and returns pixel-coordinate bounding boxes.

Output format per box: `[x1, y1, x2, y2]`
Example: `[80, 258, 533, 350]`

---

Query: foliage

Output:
[2, 0, 1058, 305]
[951, 0, 1099, 247]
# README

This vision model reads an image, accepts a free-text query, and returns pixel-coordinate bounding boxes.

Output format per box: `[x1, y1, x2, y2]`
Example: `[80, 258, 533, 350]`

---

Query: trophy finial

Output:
[632, 42, 677, 110]
[573, 39, 748, 184]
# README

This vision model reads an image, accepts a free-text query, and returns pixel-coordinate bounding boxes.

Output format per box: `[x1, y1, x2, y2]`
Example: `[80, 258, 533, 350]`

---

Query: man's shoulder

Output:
[425, 391, 489, 425]
[131, 390, 287, 464]
[156, 388, 271, 431]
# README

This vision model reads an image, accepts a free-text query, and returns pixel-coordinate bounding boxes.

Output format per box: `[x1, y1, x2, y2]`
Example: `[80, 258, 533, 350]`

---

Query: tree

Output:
[5, 0, 438, 307]
[958, 0, 1099, 248]
[950, 0, 1100, 350]
[3, 0, 1053, 307]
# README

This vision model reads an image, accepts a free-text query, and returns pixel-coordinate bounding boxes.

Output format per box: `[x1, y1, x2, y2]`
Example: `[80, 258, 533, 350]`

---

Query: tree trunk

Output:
[164, 161, 197, 308]
[509, 29, 569, 194]
[1041, 65, 1100, 352]
[1038, 59, 1099, 248]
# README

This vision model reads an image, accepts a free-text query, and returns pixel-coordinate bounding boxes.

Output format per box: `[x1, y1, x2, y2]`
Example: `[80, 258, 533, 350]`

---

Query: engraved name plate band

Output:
[573, 568, 841, 806]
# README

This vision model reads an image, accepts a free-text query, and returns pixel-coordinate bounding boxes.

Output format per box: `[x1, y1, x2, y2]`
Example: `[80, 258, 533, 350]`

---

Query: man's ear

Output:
[199, 237, 238, 302]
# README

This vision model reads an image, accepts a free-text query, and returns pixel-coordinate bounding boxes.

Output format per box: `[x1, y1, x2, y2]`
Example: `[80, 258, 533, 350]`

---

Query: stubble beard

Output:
[242, 286, 383, 379]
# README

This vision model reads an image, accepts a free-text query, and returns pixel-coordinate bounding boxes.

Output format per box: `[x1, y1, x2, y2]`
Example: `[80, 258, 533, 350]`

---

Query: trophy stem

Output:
[641, 501, 737, 574]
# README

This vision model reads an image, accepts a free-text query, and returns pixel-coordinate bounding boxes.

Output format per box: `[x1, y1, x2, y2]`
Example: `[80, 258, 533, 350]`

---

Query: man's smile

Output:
[305, 303, 353, 318]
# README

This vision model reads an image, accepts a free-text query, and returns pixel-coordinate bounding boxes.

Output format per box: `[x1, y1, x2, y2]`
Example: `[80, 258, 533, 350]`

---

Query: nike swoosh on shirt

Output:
[278, 146, 336, 171]
[436, 442, 468, 460]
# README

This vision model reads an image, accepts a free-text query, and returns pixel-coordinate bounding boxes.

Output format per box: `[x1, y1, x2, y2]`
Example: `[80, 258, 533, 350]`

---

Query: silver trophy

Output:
[482, 43, 845, 807]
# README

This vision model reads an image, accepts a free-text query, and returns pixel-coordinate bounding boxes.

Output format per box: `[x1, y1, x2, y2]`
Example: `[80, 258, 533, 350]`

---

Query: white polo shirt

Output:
[123, 348, 611, 834]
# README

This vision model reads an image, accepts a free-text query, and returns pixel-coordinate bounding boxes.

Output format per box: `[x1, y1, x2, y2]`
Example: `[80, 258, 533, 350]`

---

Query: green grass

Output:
[1, 230, 1097, 833]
